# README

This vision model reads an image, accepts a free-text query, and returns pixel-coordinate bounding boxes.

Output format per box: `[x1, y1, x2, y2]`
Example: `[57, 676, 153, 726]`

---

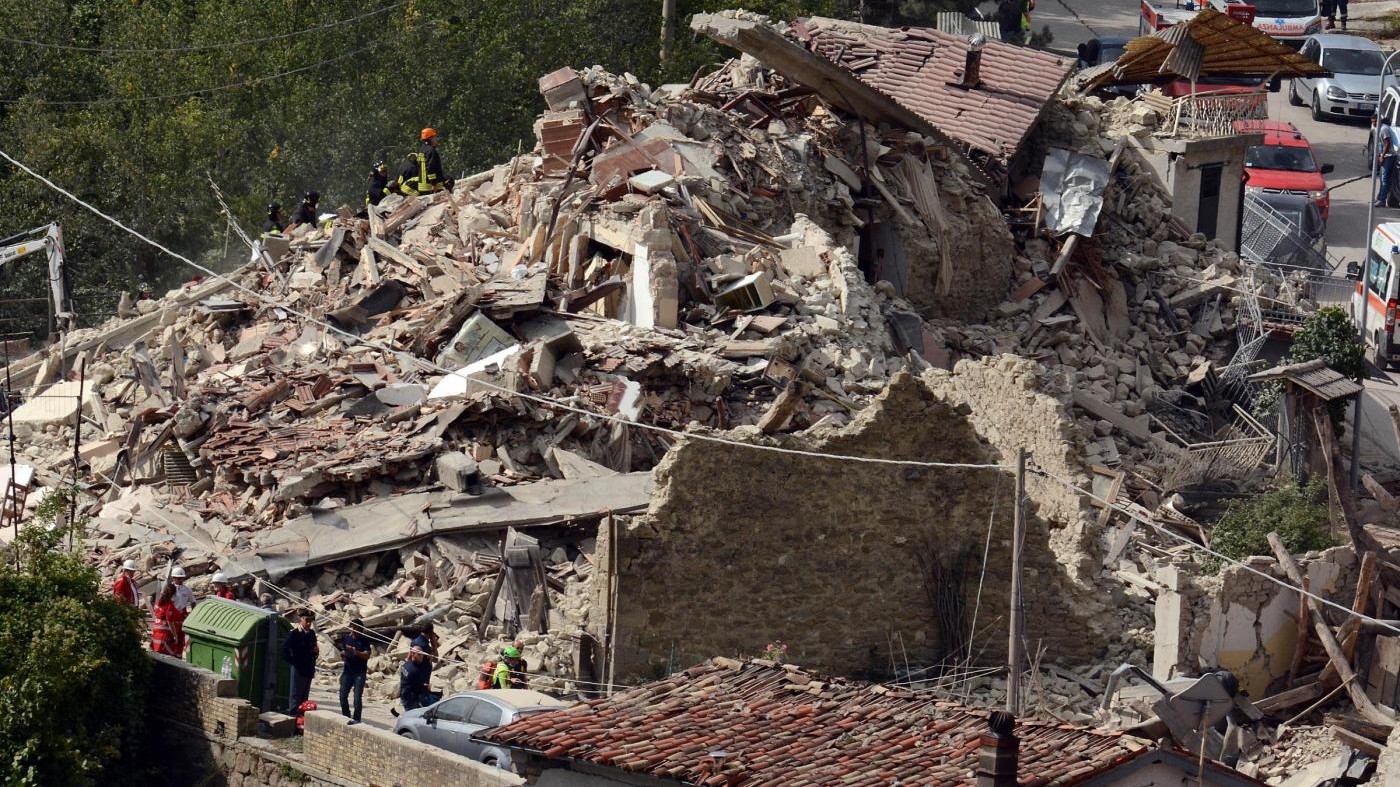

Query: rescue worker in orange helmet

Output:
[397, 127, 453, 196]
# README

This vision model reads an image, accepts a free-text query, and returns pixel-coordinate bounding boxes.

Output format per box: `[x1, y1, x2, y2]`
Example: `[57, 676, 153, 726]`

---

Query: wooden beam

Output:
[1257, 681, 1322, 713]
[1332, 726, 1385, 758]
[1322, 552, 1379, 685]
[1313, 408, 1381, 552]
[1363, 473, 1398, 511]
[1269, 533, 1396, 729]
[1288, 575, 1311, 687]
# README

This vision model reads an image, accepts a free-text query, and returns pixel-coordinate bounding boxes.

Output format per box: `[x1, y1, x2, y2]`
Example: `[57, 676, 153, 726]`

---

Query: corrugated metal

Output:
[1246, 359, 1363, 401]
[1092, 9, 1328, 89]
[795, 18, 1074, 164]
[934, 12, 1000, 40]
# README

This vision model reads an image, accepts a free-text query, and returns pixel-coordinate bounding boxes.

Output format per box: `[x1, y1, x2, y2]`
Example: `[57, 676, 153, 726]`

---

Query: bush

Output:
[1207, 481, 1338, 570]
[0, 489, 150, 786]
[1253, 307, 1365, 429]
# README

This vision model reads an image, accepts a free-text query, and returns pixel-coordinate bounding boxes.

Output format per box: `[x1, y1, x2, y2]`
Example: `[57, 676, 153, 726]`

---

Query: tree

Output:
[0, 489, 149, 787]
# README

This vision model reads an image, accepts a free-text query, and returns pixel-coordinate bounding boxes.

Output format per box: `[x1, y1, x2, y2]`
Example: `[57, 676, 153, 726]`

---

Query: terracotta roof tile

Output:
[792, 18, 1074, 164]
[481, 658, 1146, 785]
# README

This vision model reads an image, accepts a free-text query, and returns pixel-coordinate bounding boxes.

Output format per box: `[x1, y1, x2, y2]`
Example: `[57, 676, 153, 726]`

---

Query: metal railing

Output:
[1154, 403, 1276, 489]
[1168, 91, 1267, 139]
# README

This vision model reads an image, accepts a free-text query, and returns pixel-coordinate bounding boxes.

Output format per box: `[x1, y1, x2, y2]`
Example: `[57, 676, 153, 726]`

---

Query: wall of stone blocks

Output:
[605, 367, 1118, 680]
[302, 711, 523, 787]
[149, 652, 260, 739]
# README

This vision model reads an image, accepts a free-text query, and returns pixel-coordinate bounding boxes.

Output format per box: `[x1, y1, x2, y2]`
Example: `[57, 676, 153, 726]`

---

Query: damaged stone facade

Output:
[602, 360, 1151, 679]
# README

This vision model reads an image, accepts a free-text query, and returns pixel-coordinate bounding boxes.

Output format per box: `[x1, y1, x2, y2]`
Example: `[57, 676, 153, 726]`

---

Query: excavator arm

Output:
[0, 223, 73, 334]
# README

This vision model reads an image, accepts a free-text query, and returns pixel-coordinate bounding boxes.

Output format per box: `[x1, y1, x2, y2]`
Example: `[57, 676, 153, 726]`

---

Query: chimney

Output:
[959, 33, 986, 90]
[976, 711, 1018, 787]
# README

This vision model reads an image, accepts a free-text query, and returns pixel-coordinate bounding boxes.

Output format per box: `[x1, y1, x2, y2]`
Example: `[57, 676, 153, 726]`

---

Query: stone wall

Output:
[149, 655, 520, 787]
[604, 362, 1125, 680]
[1156, 548, 1357, 697]
[149, 652, 261, 739]
[302, 712, 523, 787]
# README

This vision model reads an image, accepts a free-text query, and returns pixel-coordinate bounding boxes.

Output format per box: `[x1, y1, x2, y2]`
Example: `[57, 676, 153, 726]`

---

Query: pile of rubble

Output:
[1, 19, 1331, 722]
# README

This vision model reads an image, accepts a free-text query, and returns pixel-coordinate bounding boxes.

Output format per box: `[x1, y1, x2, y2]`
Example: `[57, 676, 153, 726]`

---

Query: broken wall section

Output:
[605, 359, 1145, 680]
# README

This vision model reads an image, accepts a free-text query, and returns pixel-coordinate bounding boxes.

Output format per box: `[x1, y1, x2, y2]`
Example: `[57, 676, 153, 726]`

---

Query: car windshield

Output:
[1252, 0, 1317, 15]
[1246, 144, 1317, 172]
[1322, 47, 1388, 76]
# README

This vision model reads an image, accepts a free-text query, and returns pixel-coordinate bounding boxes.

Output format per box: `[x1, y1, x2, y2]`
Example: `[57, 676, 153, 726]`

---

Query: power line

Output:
[0, 39, 385, 106]
[13, 146, 1400, 673]
[0, 3, 402, 55]
[0, 146, 1011, 474]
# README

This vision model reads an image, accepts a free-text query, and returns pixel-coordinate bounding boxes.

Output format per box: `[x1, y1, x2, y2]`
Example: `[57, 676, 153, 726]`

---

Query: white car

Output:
[1291, 34, 1399, 121]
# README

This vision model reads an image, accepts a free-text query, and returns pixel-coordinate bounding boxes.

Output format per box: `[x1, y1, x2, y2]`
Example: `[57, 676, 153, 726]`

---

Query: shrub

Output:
[1207, 481, 1338, 571]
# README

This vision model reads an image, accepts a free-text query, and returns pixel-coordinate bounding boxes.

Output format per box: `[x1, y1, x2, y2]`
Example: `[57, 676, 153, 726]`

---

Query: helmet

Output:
[304, 190, 319, 203]
[420, 127, 437, 141]
[374, 160, 387, 171]
[121, 559, 138, 572]
[502, 645, 521, 659]
[211, 572, 228, 584]
[267, 202, 281, 213]
[170, 566, 187, 578]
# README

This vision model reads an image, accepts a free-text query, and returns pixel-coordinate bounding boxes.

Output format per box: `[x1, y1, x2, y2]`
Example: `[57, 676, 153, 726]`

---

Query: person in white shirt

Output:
[170, 566, 197, 612]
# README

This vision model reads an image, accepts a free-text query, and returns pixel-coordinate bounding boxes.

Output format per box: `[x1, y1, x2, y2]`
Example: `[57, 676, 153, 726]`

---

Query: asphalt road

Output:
[1030, 0, 1400, 472]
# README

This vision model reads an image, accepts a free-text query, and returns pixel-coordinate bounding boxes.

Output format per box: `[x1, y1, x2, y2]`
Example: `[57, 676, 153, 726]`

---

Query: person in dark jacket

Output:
[288, 191, 319, 230]
[397, 128, 452, 196]
[281, 609, 319, 714]
[394, 646, 432, 715]
[262, 203, 285, 235]
[366, 161, 391, 207]
[338, 619, 372, 724]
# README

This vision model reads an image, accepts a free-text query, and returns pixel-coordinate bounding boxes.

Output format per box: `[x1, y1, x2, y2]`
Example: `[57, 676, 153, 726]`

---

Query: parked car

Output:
[1234, 119, 1334, 222]
[1290, 34, 1398, 121]
[393, 689, 568, 772]
[1245, 191, 1328, 271]
[1077, 36, 1136, 97]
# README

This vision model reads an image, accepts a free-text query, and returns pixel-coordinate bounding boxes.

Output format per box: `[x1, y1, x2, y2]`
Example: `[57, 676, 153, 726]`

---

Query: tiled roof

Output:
[482, 658, 1146, 786]
[792, 18, 1074, 164]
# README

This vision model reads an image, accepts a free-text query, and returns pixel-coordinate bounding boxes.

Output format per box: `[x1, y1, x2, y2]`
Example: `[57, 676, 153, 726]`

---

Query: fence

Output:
[1168, 91, 1268, 139]
[1154, 403, 1276, 490]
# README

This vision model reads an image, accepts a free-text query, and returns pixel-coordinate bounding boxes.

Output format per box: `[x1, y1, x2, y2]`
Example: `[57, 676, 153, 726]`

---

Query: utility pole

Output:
[69, 357, 85, 548]
[660, 0, 676, 65]
[1007, 448, 1027, 715]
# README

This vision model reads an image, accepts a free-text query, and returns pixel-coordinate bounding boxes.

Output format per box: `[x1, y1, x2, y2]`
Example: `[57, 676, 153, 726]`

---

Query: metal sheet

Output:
[1041, 148, 1110, 238]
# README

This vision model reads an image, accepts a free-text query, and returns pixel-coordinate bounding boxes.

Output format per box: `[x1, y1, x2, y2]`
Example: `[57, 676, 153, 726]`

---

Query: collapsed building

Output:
[0, 7, 1394, 782]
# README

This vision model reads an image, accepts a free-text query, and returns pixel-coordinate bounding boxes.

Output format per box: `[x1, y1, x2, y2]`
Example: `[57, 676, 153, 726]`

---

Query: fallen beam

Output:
[1268, 532, 1396, 729]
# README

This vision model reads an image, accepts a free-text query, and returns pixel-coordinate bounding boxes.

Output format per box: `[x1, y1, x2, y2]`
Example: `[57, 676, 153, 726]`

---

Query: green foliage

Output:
[0, 487, 149, 786]
[277, 763, 311, 783]
[1252, 306, 1365, 428]
[0, 0, 982, 339]
[1207, 481, 1338, 571]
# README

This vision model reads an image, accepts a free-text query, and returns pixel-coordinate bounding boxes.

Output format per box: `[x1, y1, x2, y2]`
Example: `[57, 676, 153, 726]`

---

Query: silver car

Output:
[393, 689, 568, 772]
[1290, 34, 1399, 121]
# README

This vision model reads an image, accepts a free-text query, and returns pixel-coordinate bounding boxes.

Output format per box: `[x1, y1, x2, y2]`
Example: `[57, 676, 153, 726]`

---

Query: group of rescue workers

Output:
[261, 126, 452, 237]
[113, 560, 530, 725]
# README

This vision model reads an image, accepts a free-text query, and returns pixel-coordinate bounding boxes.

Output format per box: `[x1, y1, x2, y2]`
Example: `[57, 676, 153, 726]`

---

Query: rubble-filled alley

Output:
[5, 7, 1400, 785]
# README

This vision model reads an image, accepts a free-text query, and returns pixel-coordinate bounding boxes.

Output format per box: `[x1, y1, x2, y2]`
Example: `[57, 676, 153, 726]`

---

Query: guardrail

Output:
[1168, 91, 1268, 139]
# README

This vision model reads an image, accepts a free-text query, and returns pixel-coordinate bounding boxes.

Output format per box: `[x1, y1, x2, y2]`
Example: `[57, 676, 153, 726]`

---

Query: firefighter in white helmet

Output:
[210, 571, 235, 600]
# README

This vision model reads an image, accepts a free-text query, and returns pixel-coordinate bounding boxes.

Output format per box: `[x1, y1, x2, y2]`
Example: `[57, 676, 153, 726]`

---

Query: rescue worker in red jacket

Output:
[151, 585, 187, 656]
[113, 560, 139, 605]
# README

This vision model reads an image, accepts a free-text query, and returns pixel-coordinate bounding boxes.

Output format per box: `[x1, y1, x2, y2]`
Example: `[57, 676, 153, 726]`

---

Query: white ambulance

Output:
[1352, 223, 1400, 369]
[1210, 0, 1322, 49]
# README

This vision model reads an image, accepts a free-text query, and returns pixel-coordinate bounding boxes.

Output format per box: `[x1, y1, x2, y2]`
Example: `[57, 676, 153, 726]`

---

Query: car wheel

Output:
[1373, 337, 1389, 371]
[398, 731, 415, 739]
[1289, 79, 1304, 106]
[1312, 91, 1325, 122]
[484, 757, 500, 769]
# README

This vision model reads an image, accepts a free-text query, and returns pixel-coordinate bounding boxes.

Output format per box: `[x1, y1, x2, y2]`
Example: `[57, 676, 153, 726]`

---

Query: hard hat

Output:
[420, 127, 437, 141]
[374, 160, 387, 170]
[121, 559, 138, 572]
[267, 202, 281, 213]
[211, 572, 228, 584]
[502, 645, 521, 658]
[170, 566, 187, 578]
[304, 190, 319, 203]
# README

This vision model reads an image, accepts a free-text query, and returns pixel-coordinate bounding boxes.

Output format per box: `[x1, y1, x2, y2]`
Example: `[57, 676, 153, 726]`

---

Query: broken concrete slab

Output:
[10, 379, 93, 427]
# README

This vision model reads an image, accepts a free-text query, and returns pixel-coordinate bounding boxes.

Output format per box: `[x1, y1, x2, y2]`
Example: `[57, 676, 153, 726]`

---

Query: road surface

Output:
[1028, 0, 1400, 472]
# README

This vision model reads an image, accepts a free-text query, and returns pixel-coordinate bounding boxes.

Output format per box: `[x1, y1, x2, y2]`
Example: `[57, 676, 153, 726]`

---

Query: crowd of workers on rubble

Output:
[111, 560, 529, 726]
[261, 126, 454, 239]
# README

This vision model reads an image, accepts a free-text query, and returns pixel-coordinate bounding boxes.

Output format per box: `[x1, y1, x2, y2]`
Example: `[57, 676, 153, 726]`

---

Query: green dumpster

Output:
[183, 598, 292, 713]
